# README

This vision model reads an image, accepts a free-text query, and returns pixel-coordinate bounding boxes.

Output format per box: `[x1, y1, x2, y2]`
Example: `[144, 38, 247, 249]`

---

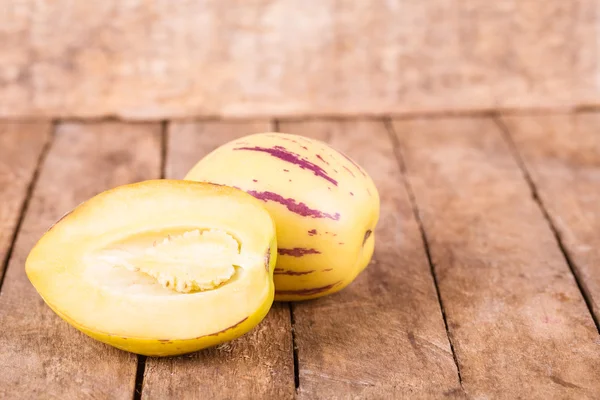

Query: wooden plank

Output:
[392, 117, 600, 398]
[501, 113, 600, 327]
[0, 122, 162, 399]
[142, 121, 295, 400]
[0, 1, 595, 119]
[277, 120, 463, 398]
[0, 122, 51, 281]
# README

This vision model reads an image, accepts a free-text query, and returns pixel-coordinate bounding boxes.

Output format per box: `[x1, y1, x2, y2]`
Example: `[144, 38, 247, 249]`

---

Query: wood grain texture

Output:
[0, 1, 595, 118]
[0, 123, 161, 399]
[392, 117, 600, 398]
[0, 122, 51, 281]
[142, 120, 295, 400]
[278, 120, 463, 399]
[501, 113, 600, 325]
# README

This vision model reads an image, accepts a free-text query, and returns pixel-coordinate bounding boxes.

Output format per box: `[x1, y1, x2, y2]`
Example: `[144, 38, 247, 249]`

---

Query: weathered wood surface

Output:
[0, 1, 595, 118]
[501, 113, 600, 327]
[0, 115, 599, 399]
[0, 123, 162, 399]
[392, 117, 600, 398]
[142, 121, 296, 400]
[0, 123, 51, 281]
[278, 120, 463, 398]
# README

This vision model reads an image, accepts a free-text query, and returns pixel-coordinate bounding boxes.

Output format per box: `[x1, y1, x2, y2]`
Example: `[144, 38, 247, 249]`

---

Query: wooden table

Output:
[1, 113, 599, 399]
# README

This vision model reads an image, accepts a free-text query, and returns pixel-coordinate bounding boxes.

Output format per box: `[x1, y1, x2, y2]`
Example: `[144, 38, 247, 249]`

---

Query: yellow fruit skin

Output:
[26, 180, 278, 356]
[44, 288, 274, 357]
[184, 133, 380, 301]
[43, 240, 277, 357]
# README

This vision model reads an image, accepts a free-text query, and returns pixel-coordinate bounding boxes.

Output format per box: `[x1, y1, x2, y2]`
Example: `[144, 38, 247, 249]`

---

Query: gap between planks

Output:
[133, 120, 169, 400]
[0, 124, 56, 294]
[133, 119, 295, 399]
[493, 115, 600, 335]
[273, 118, 301, 392]
[384, 118, 465, 390]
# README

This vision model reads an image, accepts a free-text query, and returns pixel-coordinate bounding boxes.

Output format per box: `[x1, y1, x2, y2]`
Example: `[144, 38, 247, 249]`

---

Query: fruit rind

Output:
[26, 179, 277, 356]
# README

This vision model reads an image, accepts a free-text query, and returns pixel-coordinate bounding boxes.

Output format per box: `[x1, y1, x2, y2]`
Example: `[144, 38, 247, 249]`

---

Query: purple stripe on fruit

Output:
[278, 248, 321, 257]
[316, 154, 330, 165]
[245, 190, 340, 220]
[234, 145, 338, 186]
[273, 269, 316, 276]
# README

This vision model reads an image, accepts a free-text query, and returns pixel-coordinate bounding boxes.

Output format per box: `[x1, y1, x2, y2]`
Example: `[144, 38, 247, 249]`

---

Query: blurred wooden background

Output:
[0, 0, 596, 119]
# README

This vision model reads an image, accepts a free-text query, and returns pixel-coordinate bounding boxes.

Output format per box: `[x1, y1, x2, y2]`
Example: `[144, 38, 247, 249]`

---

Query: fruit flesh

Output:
[26, 180, 277, 356]
[184, 133, 380, 301]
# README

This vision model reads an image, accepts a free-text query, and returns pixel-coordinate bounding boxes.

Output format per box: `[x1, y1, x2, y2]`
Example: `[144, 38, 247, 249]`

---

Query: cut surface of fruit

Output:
[92, 229, 241, 294]
[26, 180, 277, 356]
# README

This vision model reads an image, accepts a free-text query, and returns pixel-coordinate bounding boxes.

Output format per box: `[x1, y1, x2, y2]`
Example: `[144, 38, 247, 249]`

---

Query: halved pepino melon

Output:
[26, 180, 277, 356]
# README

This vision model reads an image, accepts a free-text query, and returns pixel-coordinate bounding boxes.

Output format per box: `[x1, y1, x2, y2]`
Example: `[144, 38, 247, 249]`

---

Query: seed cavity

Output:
[93, 229, 242, 294]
